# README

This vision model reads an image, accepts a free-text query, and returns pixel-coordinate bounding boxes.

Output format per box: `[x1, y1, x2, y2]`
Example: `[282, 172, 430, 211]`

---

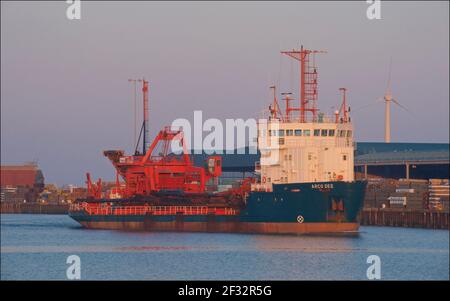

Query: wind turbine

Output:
[379, 59, 409, 143]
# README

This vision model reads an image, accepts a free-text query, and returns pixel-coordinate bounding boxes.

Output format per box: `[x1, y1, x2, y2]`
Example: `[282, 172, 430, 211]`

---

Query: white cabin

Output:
[253, 115, 355, 191]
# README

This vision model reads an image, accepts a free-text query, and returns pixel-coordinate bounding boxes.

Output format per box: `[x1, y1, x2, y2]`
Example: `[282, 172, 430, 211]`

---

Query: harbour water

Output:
[1, 214, 448, 280]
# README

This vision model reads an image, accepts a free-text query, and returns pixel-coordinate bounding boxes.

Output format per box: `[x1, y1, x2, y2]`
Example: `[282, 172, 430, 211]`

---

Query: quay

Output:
[360, 208, 449, 230]
[0, 203, 69, 214]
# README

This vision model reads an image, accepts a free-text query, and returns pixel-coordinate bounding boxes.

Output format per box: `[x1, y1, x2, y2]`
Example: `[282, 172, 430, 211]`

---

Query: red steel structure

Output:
[85, 80, 224, 200]
[86, 173, 102, 199]
[102, 127, 222, 198]
[281, 46, 326, 122]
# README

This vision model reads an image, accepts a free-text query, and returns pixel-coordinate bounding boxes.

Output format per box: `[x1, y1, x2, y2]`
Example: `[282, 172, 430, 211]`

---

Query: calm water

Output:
[1, 214, 448, 280]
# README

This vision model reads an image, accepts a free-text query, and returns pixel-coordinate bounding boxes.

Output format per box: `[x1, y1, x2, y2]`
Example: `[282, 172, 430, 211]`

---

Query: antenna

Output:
[281, 46, 326, 122]
[281, 92, 293, 121]
[269, 85, 283, 121]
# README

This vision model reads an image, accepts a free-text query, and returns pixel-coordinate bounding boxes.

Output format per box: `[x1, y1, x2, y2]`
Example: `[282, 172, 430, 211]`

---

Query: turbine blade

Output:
[392, 98, 411, 113]
[386, 57, 393, 94]
[352, 100, 378, 111]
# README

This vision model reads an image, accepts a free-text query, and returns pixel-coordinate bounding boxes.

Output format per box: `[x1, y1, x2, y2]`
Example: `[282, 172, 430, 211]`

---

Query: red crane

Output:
[85, 80, 222, 200]
[103, 127, 222, 198]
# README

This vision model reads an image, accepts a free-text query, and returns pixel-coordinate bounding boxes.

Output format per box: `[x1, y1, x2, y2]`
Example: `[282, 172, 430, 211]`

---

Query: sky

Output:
[1, 1, 449, 185]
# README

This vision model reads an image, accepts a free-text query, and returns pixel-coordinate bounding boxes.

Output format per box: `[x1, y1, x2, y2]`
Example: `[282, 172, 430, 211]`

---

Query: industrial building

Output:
[0, 164, 45, 203]
[192, 142, 450, 210]
[354, 142, 449, 180]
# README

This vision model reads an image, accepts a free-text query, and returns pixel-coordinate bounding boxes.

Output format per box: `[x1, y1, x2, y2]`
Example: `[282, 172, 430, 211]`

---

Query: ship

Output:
[69, 47, 367, 234]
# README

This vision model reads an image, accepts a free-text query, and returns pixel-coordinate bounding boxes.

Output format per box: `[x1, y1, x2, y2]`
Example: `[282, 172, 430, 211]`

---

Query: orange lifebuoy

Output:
[262, 177, 266, 183]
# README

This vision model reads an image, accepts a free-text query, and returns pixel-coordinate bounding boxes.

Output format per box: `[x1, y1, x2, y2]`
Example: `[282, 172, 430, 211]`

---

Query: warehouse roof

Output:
[354, 150, 449, 165]
[0, 164, 45, 187]
[355, 142, 449, 165]
[355, 142, 449, 156]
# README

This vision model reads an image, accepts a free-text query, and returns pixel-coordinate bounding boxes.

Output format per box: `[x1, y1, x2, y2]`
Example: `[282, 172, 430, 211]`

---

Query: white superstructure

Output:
[252, 47, 355, 192]
[254, 114, 354, 191]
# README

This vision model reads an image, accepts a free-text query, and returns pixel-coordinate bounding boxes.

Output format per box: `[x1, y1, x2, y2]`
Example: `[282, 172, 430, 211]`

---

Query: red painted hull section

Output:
[78, 221, 359, 235]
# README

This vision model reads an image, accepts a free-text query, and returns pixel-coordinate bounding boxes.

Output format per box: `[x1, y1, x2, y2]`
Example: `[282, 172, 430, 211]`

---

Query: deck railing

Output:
[70, 203, 238, 216]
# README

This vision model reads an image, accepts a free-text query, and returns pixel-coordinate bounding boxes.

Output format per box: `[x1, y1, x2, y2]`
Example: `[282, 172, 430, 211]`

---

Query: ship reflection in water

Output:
[1, 214, 448, 280]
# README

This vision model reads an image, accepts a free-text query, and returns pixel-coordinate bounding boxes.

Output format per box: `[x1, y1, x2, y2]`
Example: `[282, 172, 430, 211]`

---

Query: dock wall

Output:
[360, 208, 449, 230]
[0, 203, 69, 214]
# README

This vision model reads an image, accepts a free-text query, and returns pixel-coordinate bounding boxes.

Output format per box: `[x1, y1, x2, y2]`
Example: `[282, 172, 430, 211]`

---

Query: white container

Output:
[388, 196, 407, 206]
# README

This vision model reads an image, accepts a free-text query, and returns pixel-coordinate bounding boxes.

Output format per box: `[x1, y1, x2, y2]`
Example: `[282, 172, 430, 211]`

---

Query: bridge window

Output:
[321, 129, 328, 136]
[279, 138, 285, 145]
[278, 130, 285, 137]
[286, 129, 293, 136]
[329, 129, 335, 136]
[343, 155, 347, 161]
[314, 129, 320, 136]
[304, 129, 311, 136]
[347, 130, 352, 137]
[294, 129, 302, 136]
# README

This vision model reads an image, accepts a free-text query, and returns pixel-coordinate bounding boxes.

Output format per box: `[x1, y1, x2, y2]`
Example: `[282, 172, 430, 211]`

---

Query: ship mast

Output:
[142, 79, 149, 154]
[281, 46, 326, 123]
[132, 78, 150, 155]
[339, 87, 349, 123]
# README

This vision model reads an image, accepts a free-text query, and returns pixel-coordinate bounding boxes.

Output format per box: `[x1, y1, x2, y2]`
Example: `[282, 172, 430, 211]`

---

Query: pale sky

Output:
[1, 1, 449, 185]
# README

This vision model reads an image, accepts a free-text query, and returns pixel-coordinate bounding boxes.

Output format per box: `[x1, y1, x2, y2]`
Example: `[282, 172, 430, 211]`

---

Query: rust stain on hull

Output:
[79, 221, 359, 235]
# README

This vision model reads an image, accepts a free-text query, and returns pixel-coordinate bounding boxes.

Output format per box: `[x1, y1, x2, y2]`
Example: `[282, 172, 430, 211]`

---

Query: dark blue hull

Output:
[243, 181, 366, 223]
[69, 181, 367, 234]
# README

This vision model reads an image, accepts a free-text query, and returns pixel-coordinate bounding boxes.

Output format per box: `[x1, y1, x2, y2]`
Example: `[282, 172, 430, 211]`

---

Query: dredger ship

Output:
[69, 47, 367, 234]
